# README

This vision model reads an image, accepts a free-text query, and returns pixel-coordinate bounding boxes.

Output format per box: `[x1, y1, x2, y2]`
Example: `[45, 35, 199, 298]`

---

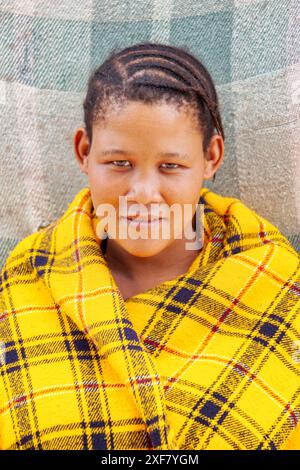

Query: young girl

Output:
[0, 42, 299, 450]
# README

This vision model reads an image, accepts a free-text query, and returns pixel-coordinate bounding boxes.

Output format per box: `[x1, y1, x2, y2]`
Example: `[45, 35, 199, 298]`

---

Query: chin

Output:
[116, 238, 171, 258]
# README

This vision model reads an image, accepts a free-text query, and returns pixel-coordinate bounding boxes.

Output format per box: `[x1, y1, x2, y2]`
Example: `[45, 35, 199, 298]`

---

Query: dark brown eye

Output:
[110, 160, 131, 167]
[161, 163, 179, 169]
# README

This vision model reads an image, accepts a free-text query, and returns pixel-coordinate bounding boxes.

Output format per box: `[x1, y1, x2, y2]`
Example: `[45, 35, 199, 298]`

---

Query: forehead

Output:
[91, 102, 204, 160]
[92, 102, 203, 155]
[96, 99, 199, 128]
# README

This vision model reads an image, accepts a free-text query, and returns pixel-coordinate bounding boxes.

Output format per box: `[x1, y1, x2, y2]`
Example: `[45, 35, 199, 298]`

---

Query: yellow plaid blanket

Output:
[0, 186, 300, 450]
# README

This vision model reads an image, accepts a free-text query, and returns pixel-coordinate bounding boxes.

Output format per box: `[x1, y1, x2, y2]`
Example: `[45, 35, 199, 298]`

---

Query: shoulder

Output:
[0, 232, 37, 276]
[0, 228, 48, 281]
[201, 188, 299, 259]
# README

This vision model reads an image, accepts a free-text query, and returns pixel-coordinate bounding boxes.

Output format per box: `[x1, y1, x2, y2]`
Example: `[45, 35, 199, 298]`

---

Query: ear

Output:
[74, 127, 90, 175]
[203, 134, 224, 180]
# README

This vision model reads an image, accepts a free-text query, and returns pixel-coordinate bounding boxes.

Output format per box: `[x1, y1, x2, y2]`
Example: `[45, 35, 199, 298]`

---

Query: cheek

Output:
[87, 163, 119, 203]
[170, 179, 202, 206]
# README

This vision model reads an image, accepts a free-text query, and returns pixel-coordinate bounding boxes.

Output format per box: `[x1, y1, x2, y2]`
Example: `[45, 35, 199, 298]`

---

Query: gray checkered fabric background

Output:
[0, 0, 299, 269]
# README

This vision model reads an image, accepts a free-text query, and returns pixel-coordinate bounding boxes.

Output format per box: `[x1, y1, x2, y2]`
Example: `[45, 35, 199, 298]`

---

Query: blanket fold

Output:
[0, 186, 299, 450]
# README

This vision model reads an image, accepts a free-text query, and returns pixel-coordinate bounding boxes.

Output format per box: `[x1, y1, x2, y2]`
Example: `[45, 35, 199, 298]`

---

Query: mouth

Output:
[119, 216, 165, 226]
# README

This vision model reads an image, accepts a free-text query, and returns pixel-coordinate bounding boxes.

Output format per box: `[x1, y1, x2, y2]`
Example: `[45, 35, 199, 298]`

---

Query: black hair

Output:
[83, 42, 225, 167]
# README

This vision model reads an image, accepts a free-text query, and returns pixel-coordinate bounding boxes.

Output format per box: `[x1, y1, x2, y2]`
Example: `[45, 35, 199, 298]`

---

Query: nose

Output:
[125, 170, 163, 206]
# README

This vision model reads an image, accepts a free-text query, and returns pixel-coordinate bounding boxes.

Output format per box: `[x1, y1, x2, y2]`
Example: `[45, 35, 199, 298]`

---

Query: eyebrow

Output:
[99, 149, 190, 160]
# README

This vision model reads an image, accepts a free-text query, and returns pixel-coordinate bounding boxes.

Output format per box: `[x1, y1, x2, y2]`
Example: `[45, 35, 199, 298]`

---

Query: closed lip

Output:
[120, 216, 165, 222]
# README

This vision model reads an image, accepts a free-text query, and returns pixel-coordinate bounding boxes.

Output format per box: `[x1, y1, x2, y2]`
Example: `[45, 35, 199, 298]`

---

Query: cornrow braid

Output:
[83, 42, 225, 161]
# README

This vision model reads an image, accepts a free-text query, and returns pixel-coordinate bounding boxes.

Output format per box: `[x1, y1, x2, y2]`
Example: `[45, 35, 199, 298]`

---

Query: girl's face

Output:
[74, 100, 224, 258]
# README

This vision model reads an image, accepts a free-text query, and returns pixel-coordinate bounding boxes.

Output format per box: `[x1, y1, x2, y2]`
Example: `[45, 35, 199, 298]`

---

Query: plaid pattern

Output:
[0, 0, 299, 273]
[0, 186, 299, 450]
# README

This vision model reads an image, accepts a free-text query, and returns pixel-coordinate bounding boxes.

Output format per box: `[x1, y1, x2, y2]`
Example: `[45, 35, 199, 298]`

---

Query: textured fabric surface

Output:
[0, 186, 299, 450]
[0, 0, 299, 270]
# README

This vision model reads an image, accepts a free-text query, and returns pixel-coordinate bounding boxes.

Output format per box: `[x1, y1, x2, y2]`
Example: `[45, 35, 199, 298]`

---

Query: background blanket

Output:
[0, 0, 299, 270]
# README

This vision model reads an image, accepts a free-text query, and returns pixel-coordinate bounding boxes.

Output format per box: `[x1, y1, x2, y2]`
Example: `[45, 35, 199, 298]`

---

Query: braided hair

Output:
[83, 42, 225, 178]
